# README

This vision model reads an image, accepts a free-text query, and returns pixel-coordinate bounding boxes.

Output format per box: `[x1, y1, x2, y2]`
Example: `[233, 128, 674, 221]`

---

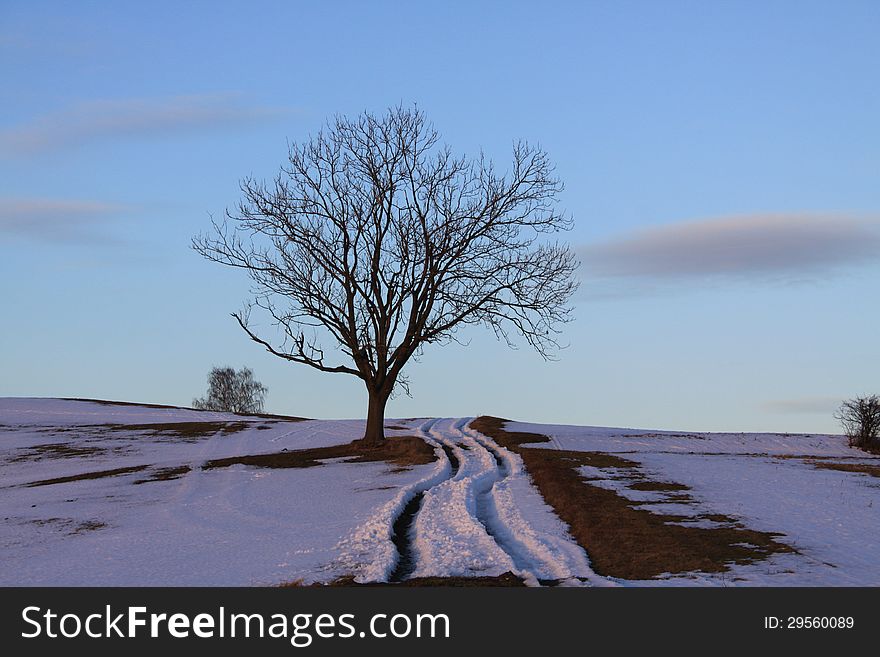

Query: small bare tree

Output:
[194, 107, 578, 443]
[193, 366, 268, 414]
[835, 395, 880, 449]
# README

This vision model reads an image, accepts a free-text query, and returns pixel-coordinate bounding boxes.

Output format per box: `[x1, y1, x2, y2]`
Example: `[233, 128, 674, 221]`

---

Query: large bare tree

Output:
[194, 107, 578, 444]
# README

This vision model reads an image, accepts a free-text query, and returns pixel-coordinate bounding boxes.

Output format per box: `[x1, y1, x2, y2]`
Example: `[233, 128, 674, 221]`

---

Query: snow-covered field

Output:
[1, 398, 878, 586]
[341, 417, 608, 586]
[0, 398, 438, 586]
[511, 421, 880, 585]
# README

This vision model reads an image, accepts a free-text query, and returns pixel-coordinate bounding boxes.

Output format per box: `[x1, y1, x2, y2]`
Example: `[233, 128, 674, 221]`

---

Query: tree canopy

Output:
[194, 107, 578, 441]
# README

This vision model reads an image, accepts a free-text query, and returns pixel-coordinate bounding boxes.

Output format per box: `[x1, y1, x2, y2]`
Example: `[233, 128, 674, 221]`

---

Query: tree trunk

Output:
[363, 388, 388, 444]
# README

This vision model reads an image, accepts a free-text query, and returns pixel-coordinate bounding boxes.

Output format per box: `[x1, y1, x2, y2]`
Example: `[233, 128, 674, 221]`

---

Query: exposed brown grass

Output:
[10, 423, 262, 466]
[6, 423, 261, 466]
[203, 435, 437, 471]
[8, 443, 106, 462]
[628, 481, 690, 492]
[471, 416, 793, 580]
[62, 398, 308, 421]
[281, 572, 526, 587]
[25, 421, 255, 441]
[63, 398, 188, 410]
[807, 459, 880, 478]
[241, 412, 308, 422]
[98, 421, 252, 440]
[70, 519, 107, 533]
[28, 517, 107, 534]
[25, 465, 149, 487]
[619, 432, 706, 440]
[133, 465, 192, 484]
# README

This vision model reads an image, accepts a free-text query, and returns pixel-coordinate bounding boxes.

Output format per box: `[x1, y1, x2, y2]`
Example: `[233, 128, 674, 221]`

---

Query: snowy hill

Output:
[1, 398, 878, 586]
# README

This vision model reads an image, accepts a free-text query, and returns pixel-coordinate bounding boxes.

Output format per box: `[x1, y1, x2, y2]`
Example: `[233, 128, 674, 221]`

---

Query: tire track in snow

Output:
[430, 421, 536, 576]
[463, 424, 617, 586]
[441, 420, 559, 583]
[405, 418, 519, 580]
[463, 430, 538, 575]
[339, 417, 613, 586]
[335, 418, 457, 582]
[460, 420, 614, 586]
[388, 424, 461, 582]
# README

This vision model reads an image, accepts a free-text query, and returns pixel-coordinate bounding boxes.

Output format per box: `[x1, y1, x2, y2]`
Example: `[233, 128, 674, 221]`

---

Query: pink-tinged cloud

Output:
[580, 213, 880, 280]
[0, 94, 291, 155]
[0, 198, 128, 245]
[761, 396, 843, 415]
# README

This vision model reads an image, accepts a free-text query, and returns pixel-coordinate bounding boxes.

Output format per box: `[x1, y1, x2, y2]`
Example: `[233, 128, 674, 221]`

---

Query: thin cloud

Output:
[1, 94, 291, 155]
[762, 396, 843, 415]
[0, 198, 129, 245]
[580, 213, 880, 282]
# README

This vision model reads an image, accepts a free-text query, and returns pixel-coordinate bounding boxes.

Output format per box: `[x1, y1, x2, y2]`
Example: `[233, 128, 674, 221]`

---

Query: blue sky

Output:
[1, 0, 878, 432]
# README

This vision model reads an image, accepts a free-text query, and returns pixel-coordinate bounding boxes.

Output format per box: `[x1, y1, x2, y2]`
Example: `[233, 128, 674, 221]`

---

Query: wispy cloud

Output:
[0, 198, 129, 245]
[761, 396, 843, 415]
[580, 213, 880, 284]
[0, 94, 291, 155]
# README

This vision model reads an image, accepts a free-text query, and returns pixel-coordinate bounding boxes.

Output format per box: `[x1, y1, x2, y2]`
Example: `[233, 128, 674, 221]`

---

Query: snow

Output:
[0, 398, 399, 489]
[0, 398, 434, 585]
[510, 420, 858, 458]
[333, 423, 452, 583]
[509, 420, 880, 586]
[336, 418, 606, 585]
[404, 418, 608, 584]
[0, 397, 246, 426]
[3, 398, 878, 586]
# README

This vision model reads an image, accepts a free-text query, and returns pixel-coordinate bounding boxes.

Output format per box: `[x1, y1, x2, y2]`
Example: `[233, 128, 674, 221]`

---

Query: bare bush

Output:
[835, 395, 880, 449]
[193, 366, 267, 414]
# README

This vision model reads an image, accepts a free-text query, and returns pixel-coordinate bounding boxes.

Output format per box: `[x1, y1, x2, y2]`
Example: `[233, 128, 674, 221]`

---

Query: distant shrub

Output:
[835, 395, 880, 450]
[193, 366, 267, 414]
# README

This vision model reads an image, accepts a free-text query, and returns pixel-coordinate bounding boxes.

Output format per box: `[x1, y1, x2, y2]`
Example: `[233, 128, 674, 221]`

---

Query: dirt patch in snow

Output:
[628, 481, 690, 492]
[389, 492, 426, 582]
[70, 519, 107, 533]
[202, 435, 437, 471]
[282, 572, 526, 587]
[6, 422, 256, 464]
[62, 398, 308, 421]
[133, 465, 192, 484]
[8, 442, 108, 462]
[619, 432, 706, 440]
[98, 421, 253, 441]
[806, 459, 880, 478]
[22, 517, 107, 535]
[15, 421, 259, 445]
[471, 416, 794, 581]
[62, 398, 190, 410]
[25, 465, 150, 488]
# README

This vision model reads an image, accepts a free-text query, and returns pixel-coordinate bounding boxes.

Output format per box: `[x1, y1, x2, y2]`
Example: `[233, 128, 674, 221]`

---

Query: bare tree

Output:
[835, 395, 880, 449]
[193, 366, 268, 414]
[194, 107, 578, 443]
